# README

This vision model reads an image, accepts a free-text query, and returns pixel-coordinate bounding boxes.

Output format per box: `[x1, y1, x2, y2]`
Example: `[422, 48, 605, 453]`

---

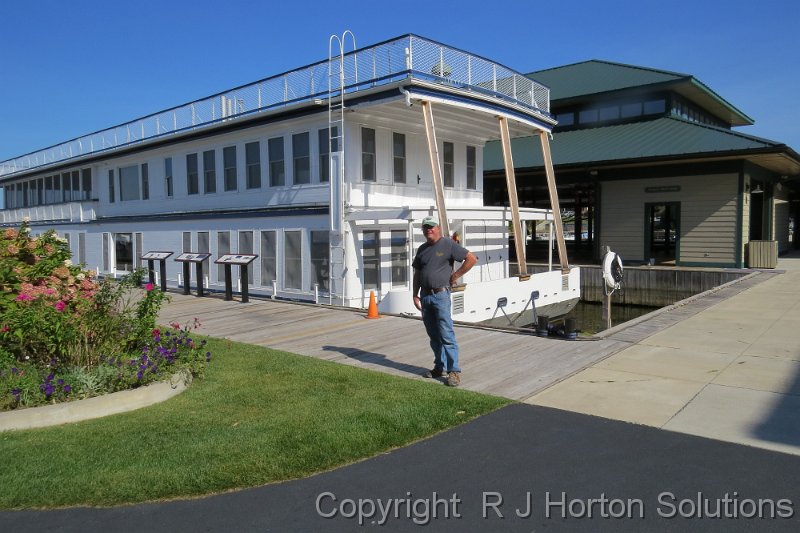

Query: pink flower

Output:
[145, 283, 154, 292]
[15, 294, 32, 301]
[54, 301, 66, 312]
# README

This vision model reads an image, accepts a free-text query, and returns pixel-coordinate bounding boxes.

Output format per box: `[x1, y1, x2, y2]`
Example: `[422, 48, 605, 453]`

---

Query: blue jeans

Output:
[421, 291, 460, 373]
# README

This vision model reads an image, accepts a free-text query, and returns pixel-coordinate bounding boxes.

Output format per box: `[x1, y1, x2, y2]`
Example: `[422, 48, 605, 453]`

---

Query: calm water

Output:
[565, 301, 660, 335]
[518, 301, 660, 335]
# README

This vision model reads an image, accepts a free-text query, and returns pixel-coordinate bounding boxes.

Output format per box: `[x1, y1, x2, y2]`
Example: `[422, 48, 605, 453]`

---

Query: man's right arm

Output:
[412, 269, 422, 311]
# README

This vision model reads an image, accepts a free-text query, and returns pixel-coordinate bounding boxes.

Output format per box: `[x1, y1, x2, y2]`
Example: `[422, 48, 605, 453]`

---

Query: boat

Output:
[0, 33, 579, 326]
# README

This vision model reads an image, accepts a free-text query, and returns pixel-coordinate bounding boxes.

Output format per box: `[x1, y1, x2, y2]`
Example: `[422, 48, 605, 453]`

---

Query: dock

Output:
[159, 256, 800, 456]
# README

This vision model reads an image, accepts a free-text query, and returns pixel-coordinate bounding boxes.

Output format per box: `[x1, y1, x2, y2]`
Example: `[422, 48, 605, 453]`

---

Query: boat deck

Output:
[158, 271, 769, 400]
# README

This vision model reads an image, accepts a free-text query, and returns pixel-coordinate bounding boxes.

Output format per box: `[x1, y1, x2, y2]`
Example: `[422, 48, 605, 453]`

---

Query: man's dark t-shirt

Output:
[412, 237, 468, 290]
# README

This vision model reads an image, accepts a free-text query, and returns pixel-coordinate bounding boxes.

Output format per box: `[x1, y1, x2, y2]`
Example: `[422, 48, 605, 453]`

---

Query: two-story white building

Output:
[0, 34, 579, 325]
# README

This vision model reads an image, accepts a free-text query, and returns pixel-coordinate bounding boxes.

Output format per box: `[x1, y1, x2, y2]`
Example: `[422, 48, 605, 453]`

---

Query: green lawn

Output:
[0, 337, 509, 508]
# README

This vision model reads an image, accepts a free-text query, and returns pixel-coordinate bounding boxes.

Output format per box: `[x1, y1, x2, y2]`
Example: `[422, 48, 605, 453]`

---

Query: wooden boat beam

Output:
[539, 130, 570, 273]
[498, 116, 527, 277]
[420, 100, 450, 237]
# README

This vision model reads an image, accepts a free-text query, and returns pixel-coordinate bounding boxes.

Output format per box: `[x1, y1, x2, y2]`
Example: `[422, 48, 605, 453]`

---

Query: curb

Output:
[0, 372, 190, 432]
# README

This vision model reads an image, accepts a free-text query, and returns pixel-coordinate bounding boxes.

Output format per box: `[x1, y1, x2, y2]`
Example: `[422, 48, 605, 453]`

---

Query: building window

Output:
[555, 112, 575, 126]
[134, 233, 143, 268]
[260, 230, 277, 288]
[293, 133, 310, 185]
[598, 106, 620, 121]
[108, 169, 115, 203]
[391, 230, 408, 287]
[443, 141, 454, 187]
[466, 146, 477, 190]
[393, 132, 406, 184]
[621, 102, 642, 118]
[245, 142, 261, 189]
[361, 128, 376, 182]
[237, 231, 254, 285]
[118, 165, 140, 201]
[644, 99, 666, 115]
[187, 153, 199, 195]
[63, 172, 72, 202]
[284, 231, 302, 290]
[141, 164, 149, 200]
[310, 230, 329, 292]
[203, 150, 217, 194]
[268, 137, 285, 186]
[81, 168, 92, 200]
[114, 233, 133, 272]
[51, 175, 60, 204]
[44, 176, 54, 204]
[223, 146, 237, 191]
[217, 231, 230, 282]
[102, 233, 110, 271]
[182, 232, 191, 253]
[198, 231, 210, 274]
[579, 109, 599, 124]
[164, 157, 173, 197]
[362, 230, 380, 289]
[78, 233, 86, 265]
[318, 127, 337, 183]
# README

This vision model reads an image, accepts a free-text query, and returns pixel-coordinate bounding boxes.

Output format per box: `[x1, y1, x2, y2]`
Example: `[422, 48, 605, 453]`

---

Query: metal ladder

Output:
[327, 31, 357, 305]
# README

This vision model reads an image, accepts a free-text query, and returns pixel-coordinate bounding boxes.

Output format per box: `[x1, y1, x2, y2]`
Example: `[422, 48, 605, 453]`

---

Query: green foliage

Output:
[0, 338, 509, 508]
[0, 221, 207, 410]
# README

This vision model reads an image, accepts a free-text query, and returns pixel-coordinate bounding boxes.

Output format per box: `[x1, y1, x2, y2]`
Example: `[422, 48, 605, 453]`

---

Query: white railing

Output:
[0, 35, 550, 180]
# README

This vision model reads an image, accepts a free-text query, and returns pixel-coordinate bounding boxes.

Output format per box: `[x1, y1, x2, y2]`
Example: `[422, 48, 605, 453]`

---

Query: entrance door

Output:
[645, 203, 680, 265]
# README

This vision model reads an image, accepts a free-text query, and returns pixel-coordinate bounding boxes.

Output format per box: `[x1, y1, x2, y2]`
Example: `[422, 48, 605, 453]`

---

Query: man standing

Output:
[412, 216, 477, 387]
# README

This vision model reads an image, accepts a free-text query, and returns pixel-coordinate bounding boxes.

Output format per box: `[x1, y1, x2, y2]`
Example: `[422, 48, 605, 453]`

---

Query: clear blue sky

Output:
[1, 0, 798, 163]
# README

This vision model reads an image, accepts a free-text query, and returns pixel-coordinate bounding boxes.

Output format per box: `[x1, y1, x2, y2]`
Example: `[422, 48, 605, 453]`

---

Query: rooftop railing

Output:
[0, 34, 550, 179]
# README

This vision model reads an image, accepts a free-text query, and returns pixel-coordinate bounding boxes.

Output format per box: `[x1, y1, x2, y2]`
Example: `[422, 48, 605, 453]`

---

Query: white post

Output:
[178, 273, 183, 287]
[155, 271, 160, 286]
[205, 276, 209, 289]
[272, 280, 277, 299]
[314, 283, 319, 304]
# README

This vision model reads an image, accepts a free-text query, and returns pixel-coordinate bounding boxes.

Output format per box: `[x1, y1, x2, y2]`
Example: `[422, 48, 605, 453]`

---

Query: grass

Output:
[0, 336, 509, 509]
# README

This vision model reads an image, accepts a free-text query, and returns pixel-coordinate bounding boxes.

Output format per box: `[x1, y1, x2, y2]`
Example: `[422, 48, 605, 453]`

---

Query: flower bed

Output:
[0, 221, 211, 411]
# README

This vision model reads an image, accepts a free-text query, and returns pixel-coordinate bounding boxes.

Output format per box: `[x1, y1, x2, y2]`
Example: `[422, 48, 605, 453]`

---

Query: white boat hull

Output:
[378, 267, 580, 326]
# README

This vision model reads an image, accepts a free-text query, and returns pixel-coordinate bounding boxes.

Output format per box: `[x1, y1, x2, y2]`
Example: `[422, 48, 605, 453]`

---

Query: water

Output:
[564, 301, 660, 335]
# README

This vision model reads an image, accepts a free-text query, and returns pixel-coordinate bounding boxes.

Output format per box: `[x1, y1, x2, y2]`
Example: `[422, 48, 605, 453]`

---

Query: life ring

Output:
[602, 251, 624, 291]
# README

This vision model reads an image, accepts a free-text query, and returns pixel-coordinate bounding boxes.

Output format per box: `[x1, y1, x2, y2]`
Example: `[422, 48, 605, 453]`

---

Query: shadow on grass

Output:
[321, 345, 433, 379]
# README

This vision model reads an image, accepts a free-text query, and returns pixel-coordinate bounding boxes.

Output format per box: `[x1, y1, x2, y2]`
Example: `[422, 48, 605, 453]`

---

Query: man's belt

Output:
[422, 287, 449, 296]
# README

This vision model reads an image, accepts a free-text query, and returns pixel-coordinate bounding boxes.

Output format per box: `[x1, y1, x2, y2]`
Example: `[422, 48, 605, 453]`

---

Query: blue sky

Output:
[1, 0, 798, 164]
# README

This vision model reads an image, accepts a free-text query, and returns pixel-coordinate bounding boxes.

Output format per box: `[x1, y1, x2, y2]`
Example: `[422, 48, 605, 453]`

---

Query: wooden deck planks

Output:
[157, 272, 771, 400]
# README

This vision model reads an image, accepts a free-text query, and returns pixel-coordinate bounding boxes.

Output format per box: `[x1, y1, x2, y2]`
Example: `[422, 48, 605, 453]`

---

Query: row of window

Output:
[3, 126, 480, 208]
[555, 93, 728, 130]
[3, 168, 92, 209]
[105, 228, 411, 293]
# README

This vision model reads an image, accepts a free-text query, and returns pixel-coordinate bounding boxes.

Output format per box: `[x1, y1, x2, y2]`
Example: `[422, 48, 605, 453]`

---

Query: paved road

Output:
[2, 403, 799, 532]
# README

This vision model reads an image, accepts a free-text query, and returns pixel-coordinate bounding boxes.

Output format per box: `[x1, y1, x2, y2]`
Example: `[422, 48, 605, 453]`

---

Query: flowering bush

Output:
[0, 221, 211, 410]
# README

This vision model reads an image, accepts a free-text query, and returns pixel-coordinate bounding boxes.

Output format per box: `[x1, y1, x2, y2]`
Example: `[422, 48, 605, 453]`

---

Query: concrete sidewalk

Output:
[527, 253, 800, 455]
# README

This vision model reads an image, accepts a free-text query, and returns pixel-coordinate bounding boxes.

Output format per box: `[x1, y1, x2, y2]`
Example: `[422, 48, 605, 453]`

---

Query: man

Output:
[412, 216, 477, 387]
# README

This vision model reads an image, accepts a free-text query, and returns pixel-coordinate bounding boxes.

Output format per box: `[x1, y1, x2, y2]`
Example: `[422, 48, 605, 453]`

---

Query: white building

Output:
[0, 34, 579, 325]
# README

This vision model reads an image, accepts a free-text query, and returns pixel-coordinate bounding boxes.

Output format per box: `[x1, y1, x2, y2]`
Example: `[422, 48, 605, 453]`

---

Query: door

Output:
[645, 203, 680, 265]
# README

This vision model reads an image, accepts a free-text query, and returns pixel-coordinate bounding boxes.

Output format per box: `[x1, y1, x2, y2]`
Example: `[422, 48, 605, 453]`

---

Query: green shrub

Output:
[0, 221, 210, 410]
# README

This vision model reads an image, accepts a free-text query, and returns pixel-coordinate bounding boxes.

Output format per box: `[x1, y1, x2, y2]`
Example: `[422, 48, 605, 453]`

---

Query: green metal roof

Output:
[484, 116, 787, 171]
[528, 60, 753, 126]
[529, 60, 687, 101]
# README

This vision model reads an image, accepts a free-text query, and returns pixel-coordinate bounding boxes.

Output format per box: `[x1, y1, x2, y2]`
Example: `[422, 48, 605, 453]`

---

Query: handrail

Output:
[0, 35, 550, 180]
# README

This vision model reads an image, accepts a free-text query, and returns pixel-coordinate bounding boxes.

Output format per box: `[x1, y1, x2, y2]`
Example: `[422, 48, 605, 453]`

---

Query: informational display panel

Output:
[175, 252, 212, 263]
[141, 251, 173, 260]
[214, 254, 257, 265]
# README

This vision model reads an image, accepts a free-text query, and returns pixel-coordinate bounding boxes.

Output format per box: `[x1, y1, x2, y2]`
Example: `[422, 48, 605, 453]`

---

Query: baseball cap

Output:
[421, 216, 439, 227]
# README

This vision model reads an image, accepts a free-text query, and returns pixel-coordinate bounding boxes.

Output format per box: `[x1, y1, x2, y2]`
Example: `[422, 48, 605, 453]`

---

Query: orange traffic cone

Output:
[366, 290, 381, 319]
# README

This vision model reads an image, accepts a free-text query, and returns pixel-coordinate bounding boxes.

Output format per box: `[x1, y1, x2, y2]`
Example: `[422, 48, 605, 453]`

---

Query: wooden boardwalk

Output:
[158, 272, 772, 401]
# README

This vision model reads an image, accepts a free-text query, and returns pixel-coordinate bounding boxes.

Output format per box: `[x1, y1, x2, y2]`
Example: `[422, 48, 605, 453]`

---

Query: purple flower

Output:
[206, 352, 212, 362]
[11, 367, 18, 374]
[46, 374, 54, 382]
[57, 379, 64, 386]
[63, 385, 72, 394]
[136, 370, 144, 380]
[11, 388, 21, 400]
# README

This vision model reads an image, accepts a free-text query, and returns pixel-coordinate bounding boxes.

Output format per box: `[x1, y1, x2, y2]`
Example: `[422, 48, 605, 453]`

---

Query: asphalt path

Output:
[2, 403, 799, 532]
